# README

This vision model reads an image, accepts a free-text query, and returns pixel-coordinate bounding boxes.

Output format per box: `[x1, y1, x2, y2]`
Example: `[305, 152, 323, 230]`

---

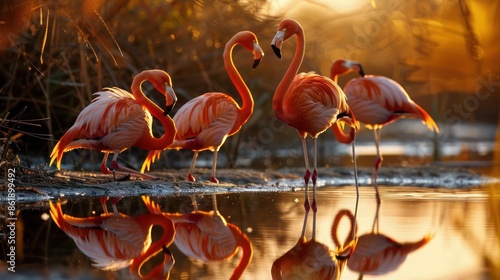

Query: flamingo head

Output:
[331, 59, 365, 78]
[163, 84, 177, 116]
[271, 19, 303, 59]
[232, 31, 264, 69]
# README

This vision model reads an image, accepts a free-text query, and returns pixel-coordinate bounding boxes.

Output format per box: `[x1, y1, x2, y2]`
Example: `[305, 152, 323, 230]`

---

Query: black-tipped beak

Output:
[358, 64, 365, 77]
[162, 245, 171, 255]
[163, 101, 176, 116]
[271, 44, 282, 59]
[253, 58, 262, 69]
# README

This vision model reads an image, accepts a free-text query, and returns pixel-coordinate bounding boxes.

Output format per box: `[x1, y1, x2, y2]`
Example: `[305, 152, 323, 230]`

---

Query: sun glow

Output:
[267, 0, 370, 15]
[328, 0, 371, 13]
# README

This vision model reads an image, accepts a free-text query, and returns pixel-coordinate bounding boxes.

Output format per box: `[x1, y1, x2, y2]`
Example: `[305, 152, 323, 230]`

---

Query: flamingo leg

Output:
[187, 151, 199, 182]
[351, 128, 360, 241]
[371, 197, 381, 233]
[372, 128, 383, 205]
[109, 153, 157, 180]
[300, 137, 311, 239]
[191, 195, 199, 211]
[100, 152, 111, 174]
[211, 193, 218, 213]
[210, 150, 219, 183]
[311, 138, 318, 239]
[100, 197, 109, 214]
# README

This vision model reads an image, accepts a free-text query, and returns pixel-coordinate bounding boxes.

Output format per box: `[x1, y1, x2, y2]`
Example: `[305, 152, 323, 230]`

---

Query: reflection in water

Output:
[332, 205, 432, 278]
[49, 200, 176, 279]
[142, 194, 253, 280]
[271, 235, 355, 280]
[0, 187, 496, 279]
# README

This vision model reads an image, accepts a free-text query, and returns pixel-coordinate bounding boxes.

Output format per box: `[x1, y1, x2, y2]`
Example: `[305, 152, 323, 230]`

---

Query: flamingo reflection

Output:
[49, 200, 176, 279]
[332, 208, 432, 278]
[142, 195, 253, 280]
[271, 235, 355, 280]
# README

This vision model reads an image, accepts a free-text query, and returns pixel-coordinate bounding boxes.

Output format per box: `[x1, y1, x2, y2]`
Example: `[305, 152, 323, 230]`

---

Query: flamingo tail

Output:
[414, 103, 439, 133]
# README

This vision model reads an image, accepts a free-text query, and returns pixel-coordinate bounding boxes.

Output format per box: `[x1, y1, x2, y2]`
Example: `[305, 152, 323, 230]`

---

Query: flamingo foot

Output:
[100, 164, 112, 175]
[110, 161, 157, 180]
[210, 176, 219, 183]
[187, 174, 196, 182]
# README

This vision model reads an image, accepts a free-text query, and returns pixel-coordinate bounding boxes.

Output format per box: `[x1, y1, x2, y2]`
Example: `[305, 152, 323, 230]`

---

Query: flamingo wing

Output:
[49, 202, 148, 270]
[347, 233, 432, 275]
[344, 76, 438, 132]
[272, 238, 338, 280]
[173, 211, 238, 261]
[172, 92, 238, 151]
[50, 88, 151, 169]
[280, 72, 348, 138]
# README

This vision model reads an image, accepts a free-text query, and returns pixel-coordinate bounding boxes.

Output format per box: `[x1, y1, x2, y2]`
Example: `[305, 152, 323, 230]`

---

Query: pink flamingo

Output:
[271, 19, 358, 239]
[331, 208, 432, 277]
[49, 200, 176, 279]
[50, 69, 177, 180]
[331, 59, 439, 203]
[142, 195, 253, 280]
[141, 31, 264, 183]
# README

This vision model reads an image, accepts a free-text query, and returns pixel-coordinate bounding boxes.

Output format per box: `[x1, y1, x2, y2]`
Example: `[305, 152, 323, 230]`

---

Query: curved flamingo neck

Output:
[129, 214, 175, 279]
[227, 223, 253, 280]
[224, 35, 254, 132]
[331, 209, 356, 246]
[130, 72, 176, 150]
[273, 26, 305, 119]
[330, 60, 346, 84]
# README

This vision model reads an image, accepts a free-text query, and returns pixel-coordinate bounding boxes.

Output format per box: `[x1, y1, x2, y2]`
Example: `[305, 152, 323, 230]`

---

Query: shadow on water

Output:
[0, 179, 498, 279]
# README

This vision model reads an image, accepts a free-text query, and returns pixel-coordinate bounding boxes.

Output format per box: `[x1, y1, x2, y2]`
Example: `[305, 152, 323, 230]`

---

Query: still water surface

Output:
[1, 183, 497, 280]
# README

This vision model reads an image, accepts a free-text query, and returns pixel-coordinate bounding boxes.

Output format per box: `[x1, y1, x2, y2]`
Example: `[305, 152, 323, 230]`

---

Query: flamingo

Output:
[142, 195, 253, 280]
[271, 235, 356, 280]
[50, 69, 178, 180]
[271, 19, 358, 240]
[330, 59, 440, 204]
[49, 200, 176, 279]
[331, 208, 432, 278]
[141, 31, 264, 183]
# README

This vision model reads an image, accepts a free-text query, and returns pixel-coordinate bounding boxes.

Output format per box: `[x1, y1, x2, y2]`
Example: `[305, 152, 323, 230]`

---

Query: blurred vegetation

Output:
[0, 0, 285, 170]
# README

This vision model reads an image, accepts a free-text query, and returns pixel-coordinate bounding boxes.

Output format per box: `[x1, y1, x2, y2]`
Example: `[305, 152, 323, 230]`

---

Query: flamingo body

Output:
[142, 196, 252, 280]
[331, 208, 432, 277]
[343, 75, 439, 131]
[272, 237, 353, 280]
[52, 89, 151, 156]
[171, 92, 238, 151]
[142, 31, 264, 183]
[348, 233, 432, 275]
[50, 70, 177, 179]
[49, 201, 176, 279]
[277, 72, 349, 138]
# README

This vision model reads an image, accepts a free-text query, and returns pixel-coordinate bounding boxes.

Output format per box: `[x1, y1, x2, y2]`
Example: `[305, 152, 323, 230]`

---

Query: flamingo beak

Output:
[357, 63, 365, 77]
[162, 245, 175, 275]
[164, 84, 177, 116]
[271, 30, 285, 59]
[252, 41, 264, 69]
